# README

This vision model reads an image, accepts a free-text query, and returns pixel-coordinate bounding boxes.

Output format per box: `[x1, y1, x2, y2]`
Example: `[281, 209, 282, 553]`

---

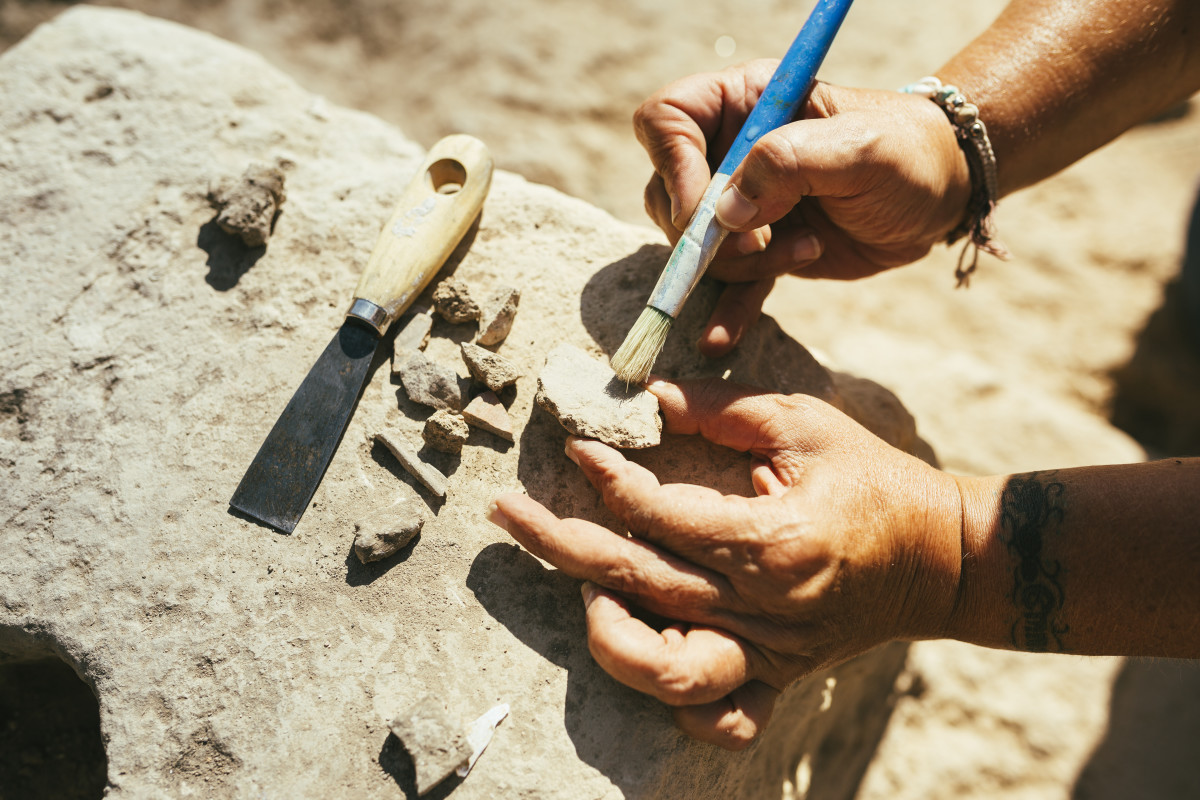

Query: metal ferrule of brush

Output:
[647, 173, 732, 318]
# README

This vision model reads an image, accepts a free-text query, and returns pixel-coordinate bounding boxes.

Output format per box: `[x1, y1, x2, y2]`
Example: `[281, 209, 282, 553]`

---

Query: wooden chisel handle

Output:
[347, 134, 493, 335]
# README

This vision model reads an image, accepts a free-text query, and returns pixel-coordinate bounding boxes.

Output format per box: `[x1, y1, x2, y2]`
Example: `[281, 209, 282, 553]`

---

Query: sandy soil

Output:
[2, 1, 1199, 798]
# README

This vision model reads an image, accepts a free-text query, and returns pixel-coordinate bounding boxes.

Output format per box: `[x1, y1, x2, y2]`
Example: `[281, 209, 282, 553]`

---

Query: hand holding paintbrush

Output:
[611, 0, 856, 384]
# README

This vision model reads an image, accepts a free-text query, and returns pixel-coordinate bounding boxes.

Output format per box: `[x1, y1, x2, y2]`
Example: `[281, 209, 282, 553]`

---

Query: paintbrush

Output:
[610, 0, 856, 384]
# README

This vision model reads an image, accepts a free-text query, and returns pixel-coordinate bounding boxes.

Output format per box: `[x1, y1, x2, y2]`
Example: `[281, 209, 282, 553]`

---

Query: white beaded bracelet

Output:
[902, 76, 1009, 286]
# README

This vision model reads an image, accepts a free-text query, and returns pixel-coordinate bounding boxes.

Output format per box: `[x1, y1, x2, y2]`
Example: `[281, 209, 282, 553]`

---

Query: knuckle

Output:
[654, 663, 707, 706]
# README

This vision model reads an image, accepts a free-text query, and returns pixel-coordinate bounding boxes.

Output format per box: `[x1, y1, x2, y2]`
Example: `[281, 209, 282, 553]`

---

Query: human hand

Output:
[487, 378, 964, 748]
[635, 60, 971, 356]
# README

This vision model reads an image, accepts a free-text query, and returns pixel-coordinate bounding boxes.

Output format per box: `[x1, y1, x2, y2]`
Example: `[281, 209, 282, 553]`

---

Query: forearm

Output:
[948, 459, 1200, 658]
[937, 0, 1200, 196]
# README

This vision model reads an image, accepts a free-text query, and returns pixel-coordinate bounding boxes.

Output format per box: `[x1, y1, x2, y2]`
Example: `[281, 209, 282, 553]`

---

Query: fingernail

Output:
[563, 436, 581, 465]
[669, 192, 682, 228]
[581, 581, 597, 607]
[644, 373, 668, 390]
[485, 501, 510, 531]
[793, 234, 822, 263]
[715, 184, 758, 229]
[734, 229, 766, 255]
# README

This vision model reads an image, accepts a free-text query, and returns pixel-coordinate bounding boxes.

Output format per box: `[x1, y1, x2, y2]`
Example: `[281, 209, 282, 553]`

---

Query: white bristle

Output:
[610, 307, 673, 385]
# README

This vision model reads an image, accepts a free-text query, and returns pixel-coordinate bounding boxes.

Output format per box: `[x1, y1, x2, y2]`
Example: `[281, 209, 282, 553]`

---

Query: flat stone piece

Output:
[388, 695, 471, 796]
[462, 391, 514, 441]
[535, 344, 662, 448]
[212, 163, 286, 247]
[476, 286, 521, 346]
[398, 351, 463, 411]
[353, 503, 424, 563]
[460, 342, 521, 393]
[432, 277, 480, 324]
[376, 431, 448, 497]
[391, 312, 433, 373]
[423, 410, 470, 454]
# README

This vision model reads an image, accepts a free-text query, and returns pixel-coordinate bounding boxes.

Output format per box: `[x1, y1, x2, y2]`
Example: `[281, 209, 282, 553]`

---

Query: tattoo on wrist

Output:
[1000, 472, 1068, 652]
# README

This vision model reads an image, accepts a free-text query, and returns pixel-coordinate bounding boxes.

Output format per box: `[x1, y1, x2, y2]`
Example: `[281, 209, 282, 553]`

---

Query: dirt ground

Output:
[2, 1, 1199, 798]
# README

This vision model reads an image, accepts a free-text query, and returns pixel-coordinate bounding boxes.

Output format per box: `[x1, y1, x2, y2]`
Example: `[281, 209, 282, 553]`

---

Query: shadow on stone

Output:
[378, 730, 464, 799]
[198, 217, 266, 291]
[0, 657, 107, 800]
[1072, 658, 1200, 799]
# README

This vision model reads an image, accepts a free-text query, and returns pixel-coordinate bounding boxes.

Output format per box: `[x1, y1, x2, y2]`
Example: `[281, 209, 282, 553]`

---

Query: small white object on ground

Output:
[376, 431, 449, 497]
[456, 703, 510, 778]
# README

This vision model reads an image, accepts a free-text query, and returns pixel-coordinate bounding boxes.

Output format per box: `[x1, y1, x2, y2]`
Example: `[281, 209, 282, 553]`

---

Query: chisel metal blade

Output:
[230, 321, 378, 533]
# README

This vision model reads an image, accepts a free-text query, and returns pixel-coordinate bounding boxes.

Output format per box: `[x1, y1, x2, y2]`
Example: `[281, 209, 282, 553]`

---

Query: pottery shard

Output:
[376, 431, 449, 497]
[432, 277, 480, 324]
[391, 311, 433, 373]
[462, 391, 514, 441]
[388, 695, 472, 796]
[211, 163, 286, 247]
[423, 410, 470, 454]
[535, 344, 662, 448]
[353, 503, 424, 564]
[398, 351, 463, 411]
[460, 342, 521, 393]
[476, 286, 521, 346]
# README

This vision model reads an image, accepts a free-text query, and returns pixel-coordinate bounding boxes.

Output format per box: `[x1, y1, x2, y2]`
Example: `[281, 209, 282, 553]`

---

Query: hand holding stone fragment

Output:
[488, 377, 964, 749]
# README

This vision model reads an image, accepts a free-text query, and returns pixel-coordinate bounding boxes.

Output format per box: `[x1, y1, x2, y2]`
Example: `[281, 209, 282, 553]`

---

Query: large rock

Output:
[0, 8, 930, 799]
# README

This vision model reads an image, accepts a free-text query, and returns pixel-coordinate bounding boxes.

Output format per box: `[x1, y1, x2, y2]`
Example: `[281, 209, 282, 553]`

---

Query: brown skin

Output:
[636, 0, 1200, 356]
[489, 0, 1200, 750]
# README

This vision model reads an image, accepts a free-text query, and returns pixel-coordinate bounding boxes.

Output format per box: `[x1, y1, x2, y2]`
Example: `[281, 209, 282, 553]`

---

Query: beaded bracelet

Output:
[901, 76, 1009, 286]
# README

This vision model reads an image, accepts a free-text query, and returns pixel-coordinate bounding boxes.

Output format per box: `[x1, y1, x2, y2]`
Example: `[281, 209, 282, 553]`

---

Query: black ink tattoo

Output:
[999, 473, 1068, 652]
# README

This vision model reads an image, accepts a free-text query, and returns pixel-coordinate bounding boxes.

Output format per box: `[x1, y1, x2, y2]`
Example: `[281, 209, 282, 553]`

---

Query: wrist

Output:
[941, 474, 1008, 646]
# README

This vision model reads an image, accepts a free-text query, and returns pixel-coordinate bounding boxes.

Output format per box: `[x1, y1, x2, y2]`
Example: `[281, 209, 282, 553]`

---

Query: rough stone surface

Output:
[0, 8, 1152, 800]
[476, 286, 521, 346]
[211, 162, 287, 247]
[462, 392, 514, 442]
[398, 351, 464, 411]
[388, 695, 471, 795]
[432, 277, 480, 324]
[535, 344, 663, 448]
[423, 410, 470, 454]
[376, 432, 449, 498]
[460, 342, 521, 393]
[353, 503, 425, 564]
[391, 311, 433, 370]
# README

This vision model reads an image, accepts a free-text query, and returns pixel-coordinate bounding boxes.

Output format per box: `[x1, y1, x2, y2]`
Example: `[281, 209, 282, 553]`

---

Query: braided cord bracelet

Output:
[901, 76, 1010, 286]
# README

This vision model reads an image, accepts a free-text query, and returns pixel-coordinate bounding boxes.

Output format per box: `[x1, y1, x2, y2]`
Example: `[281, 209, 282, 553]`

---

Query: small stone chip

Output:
[423, 410, 470, 454]
[398, 351, 463, 411]
[353, 503, 424, 564]
[432, 277, 480, 324]
[376, 431, 449, 497]
[211, 163, 286, 247]
[535, 344, 662, 448]
[391, 312, 433, 373]
[460, 342, 521, 393]
[462, 391, 514, 441]
[388, 695, 472, 796]
[476, 286, 520, 346]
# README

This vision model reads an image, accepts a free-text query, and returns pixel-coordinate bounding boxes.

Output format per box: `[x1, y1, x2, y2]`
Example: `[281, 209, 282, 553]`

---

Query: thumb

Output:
[714, 114, 875, 232]
[645, 377, 828, 456]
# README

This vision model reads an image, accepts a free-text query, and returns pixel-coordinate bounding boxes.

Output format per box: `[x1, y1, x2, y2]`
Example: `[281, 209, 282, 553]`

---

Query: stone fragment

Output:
[535, 344, 662, 448]
[388, 695, 472, 796]
[376, 431, 449, 497]
[460, 342, 521, 393]
[423, 410, 470, 454]
[476, 286, 521, 346]
[398, 351, 463, 411]
[462, 391, 514, 441]
[210, 163, 286, 247]
[391, 311, 433, 374]
[353, 503, 424, 563]
[432, 277, 480, 324]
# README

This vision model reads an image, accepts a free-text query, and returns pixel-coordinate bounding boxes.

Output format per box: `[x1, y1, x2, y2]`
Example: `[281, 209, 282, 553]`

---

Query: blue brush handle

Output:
[644, 0, 855, 319]
[716, 0, 855, 176]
